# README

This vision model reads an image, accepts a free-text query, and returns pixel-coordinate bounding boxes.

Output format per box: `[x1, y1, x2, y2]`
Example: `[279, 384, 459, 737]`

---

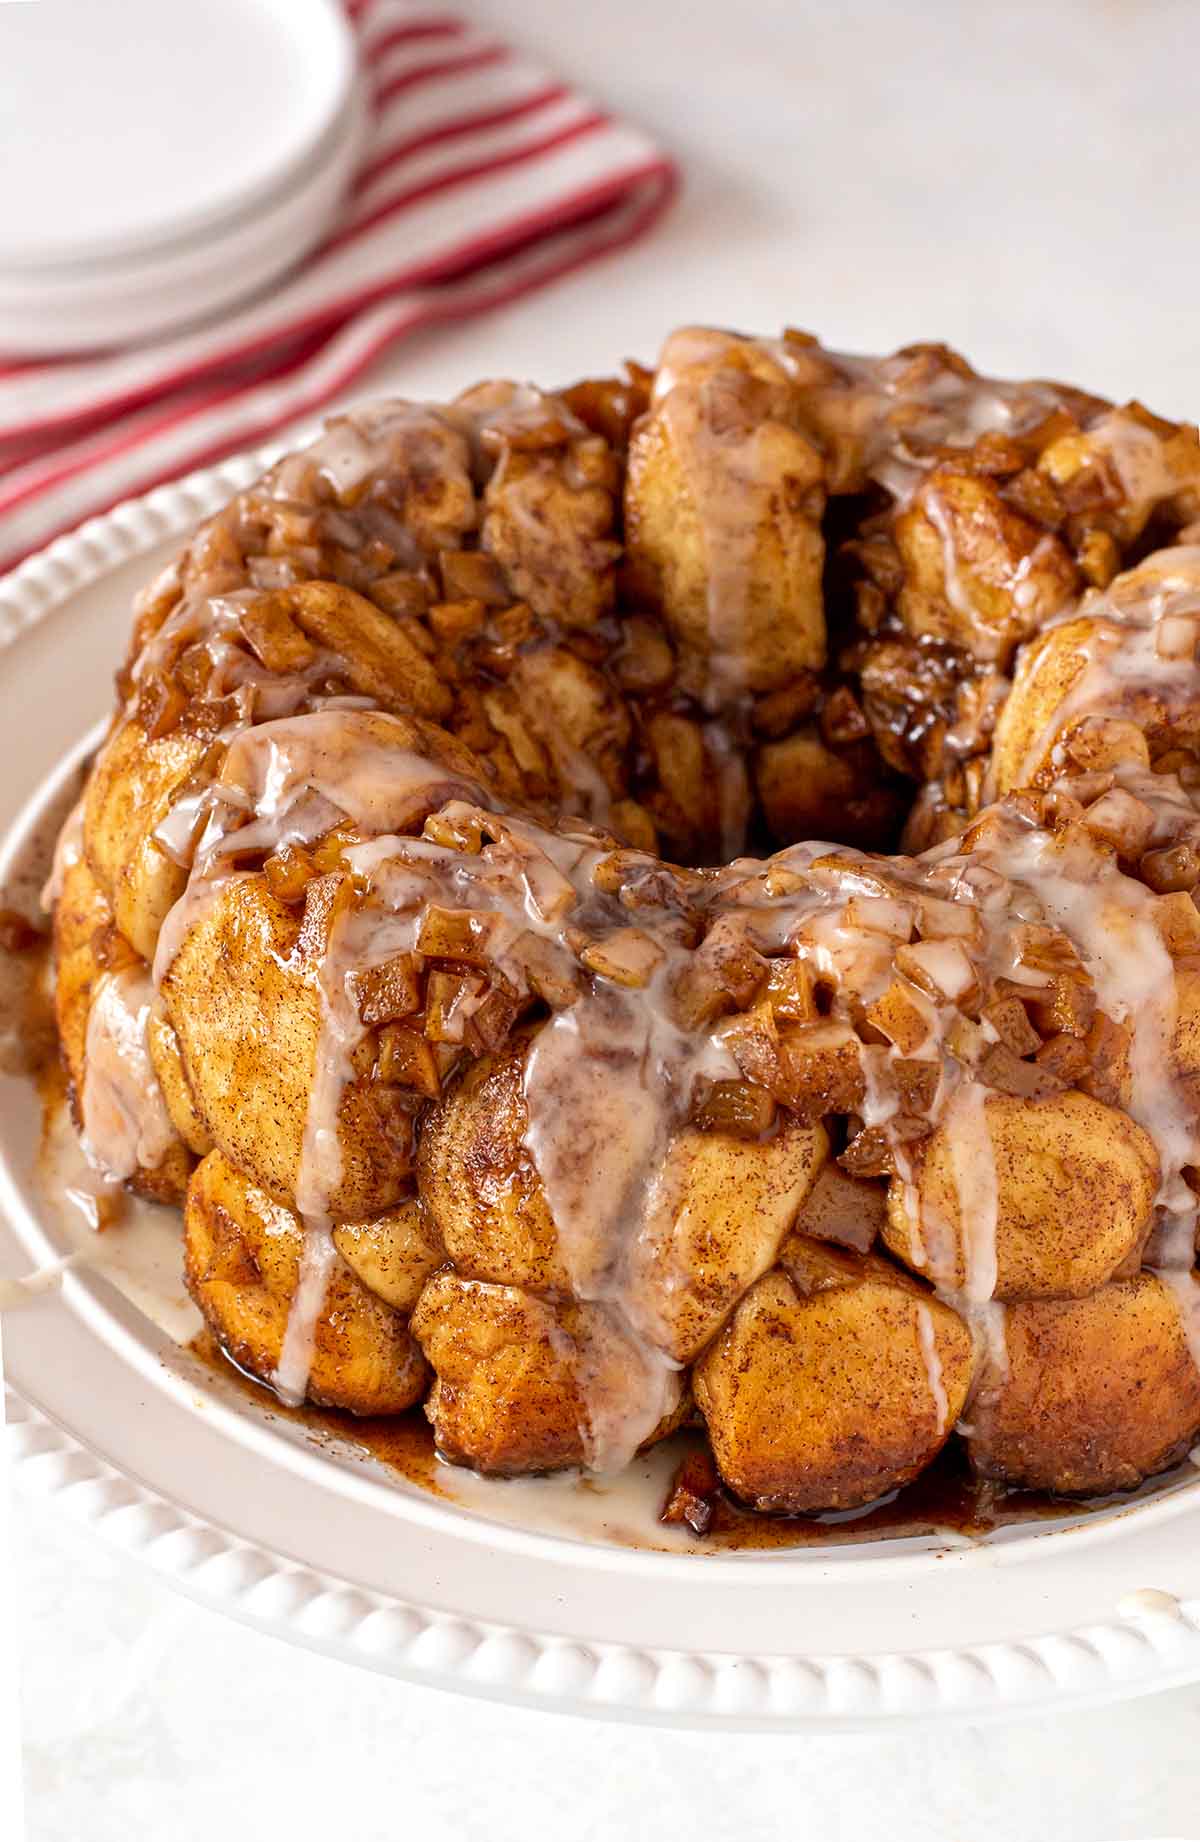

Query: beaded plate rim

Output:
[11, 1381, 1200, 1731]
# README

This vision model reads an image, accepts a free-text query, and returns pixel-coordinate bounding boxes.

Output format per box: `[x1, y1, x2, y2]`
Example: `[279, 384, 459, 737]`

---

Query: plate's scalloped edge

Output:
[9, 1384, 1200, 1728]
[8, 448, 1200, 1726]
[0, 442, 283, 651]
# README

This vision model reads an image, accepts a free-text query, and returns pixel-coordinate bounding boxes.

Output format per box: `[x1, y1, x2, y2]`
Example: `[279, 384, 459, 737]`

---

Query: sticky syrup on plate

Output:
[187, 1328, 447, 1497]
[188, 1329, 1158, 1548]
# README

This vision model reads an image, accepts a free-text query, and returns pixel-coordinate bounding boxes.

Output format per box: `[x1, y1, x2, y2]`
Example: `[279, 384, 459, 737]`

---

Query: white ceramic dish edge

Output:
[11, 1379, 1200, 1733]
[0, 0, 357, 272]
[0, 82, 366, 354]
[7, 454, 1200, 1727]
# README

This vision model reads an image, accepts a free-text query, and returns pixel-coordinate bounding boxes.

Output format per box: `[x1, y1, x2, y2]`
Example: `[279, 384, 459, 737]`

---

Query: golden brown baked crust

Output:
[49, 326, 1200, 1517]
[185, 1151, 429, 1416]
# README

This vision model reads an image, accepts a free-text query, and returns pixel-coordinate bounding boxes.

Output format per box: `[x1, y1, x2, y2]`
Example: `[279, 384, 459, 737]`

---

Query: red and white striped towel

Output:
[0, 2, 675, 573]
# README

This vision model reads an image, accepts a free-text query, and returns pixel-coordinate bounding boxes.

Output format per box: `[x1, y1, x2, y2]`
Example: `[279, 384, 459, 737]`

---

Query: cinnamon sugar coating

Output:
[48, 327, 1200, 1514]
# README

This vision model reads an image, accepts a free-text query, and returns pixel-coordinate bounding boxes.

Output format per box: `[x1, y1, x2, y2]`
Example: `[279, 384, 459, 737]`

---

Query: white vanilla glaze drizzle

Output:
[521, 976, 734, 1470]
[976, 550, 1200, 1284]
[650, 324, 1068, 494]
[272, 893, 362, 1407]
[79, 968, 177, 1182]
[272, 1228, 338, 1408]
[76, 409, 504, 1330]
[1008, 546, 1200, 793]
[99, 684, 1200, 1451]
[917, 1301, 949, 1437]
[942, 1081, 1009, 1388]
[57, 352, 1200, 1455]
[649, 326, 1200, 726]
[143, 693, 749, 1455]
[152, 712, 486, 985]
[999, 825, 1195, 1242]
[359, 801, 1023, 1452]
[924, 486, 976, 628]
[645, 325, 1101, 708]
[648, 332, 827, 706]
[152, 714, 488, 1404]
[0, 1248, 97, 1312]
[703, 717, 754, 862]
[944, 1081, 1000, 1304]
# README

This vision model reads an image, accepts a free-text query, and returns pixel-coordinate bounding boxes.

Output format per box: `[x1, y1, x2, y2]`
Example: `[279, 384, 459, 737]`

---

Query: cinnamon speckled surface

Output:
[11, 0, 1200, 1833]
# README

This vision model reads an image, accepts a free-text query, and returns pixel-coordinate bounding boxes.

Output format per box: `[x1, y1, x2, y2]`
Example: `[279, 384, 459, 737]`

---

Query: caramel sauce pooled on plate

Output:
[190, 1329, 1151, 1551]
[187, 1328, 446, 1497]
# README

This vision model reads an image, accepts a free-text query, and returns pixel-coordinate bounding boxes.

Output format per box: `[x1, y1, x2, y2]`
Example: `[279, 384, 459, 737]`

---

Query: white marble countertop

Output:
[10, 1, 1200, 1834]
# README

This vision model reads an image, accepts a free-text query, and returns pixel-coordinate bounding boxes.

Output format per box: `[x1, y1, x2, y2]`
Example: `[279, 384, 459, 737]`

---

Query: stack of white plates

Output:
[0, 0, 362, 354]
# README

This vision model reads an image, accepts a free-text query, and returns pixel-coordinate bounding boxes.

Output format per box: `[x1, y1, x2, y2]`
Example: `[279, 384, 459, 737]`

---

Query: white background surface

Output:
[10, 0, 1200, 1836]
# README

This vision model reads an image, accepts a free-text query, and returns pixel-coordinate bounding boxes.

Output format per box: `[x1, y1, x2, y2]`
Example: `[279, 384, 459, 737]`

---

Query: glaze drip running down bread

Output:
[45, 325, 1200, 1514]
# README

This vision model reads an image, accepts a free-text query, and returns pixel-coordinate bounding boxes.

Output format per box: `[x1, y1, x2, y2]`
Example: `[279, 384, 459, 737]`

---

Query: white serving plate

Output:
[0, 83, 365, 354]
[0, 0, 359, 351]
[7, 459, 1200, 1729]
